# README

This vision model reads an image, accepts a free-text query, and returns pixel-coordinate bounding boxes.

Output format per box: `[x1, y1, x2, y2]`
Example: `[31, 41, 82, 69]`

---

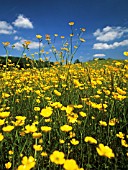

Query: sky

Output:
[0, 0, 128, 62]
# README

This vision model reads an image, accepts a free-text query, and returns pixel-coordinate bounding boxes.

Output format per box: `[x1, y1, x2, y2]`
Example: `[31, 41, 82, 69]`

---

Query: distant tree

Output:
[74, 59, 81, 64]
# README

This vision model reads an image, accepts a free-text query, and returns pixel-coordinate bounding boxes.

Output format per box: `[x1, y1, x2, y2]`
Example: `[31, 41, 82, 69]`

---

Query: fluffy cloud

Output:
[93, 39, 128, 49]
[13, 39, 42, 50]
[13, 14, 33, 29]
[93, 26, 128, 42]
[93, 54, 106, 57]
[0, 21, 16, 34]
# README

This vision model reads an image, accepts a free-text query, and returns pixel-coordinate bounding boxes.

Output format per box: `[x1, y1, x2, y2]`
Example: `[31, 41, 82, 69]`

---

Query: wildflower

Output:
[63, 159, 79, 170]
[66, 105, 74, 114]
[2, 125, 14, 132]
[80, 38, 85, 42]
[17, 156, 36, 170]
[99, 120, 107, 127]
[116, 132, 125, 139]
[70, 138, 79, 145]
[5, 162, 12, 169]
[81, 28, 86, 32]
[33, 144, 43, 151]
[32, 132, 42, 139]
[69, 22, 74, 26]
[25, 124, 37, 133]
[0, 111, 10, 118]
[60, 125, 72, 132]
[69, 131, 76, 138]
[121, 139, 128, 147]
[0, 133, 4, 141]
[54, 89, 61, 96]
[2, 42, 10, 47]
[8, 150, 13, 155]
[84, 136, 97, 144]
[50, 150, 65, 165]
[0, 119, 5, 126]
[36, 34, 42, 39]
[123, 51, 128, 56]
[40, 107, 53, 118]
[54, 34, 58, 37]
[41, 126, 52, 132]
[109, 118, 119, 126]
[41, 152, 48, 157]
[79, 111, 87, 117]
[34, 107, 40, 111]
[61, 36, 65, 39]
[96, 143, 115, 158]
[59, 139, 65, 144]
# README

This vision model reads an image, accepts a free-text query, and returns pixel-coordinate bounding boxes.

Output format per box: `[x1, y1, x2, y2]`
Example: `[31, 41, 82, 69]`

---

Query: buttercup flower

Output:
[84, 136, 97, 144]
[36, 34, 42, 39]
[96, 143, 115, 158]
[60, 125, 72, 132]
[40, 107, 53, 117]
[50, 150, 65, 165]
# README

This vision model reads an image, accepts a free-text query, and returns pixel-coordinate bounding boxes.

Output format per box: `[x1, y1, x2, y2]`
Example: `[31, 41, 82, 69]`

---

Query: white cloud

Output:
[0, 21, 16, 34]
[93, 54, 106, 57]
[13, 14, 33, 29]
[93, 26, 128, 42]
[13, 39, 42, 50]
[93, 39, 128, 49]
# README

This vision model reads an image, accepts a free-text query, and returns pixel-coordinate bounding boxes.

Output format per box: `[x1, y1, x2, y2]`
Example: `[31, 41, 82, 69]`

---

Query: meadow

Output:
[0, 22, 128, 170]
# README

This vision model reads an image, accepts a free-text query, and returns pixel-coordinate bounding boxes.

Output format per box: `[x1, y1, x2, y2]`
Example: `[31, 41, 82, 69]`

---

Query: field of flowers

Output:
[0, 58, 128, 170]
[0, 22, 128, 170]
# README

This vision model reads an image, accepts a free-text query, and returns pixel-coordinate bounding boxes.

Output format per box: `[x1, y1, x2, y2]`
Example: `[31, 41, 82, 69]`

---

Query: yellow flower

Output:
[69, 22, 74, 26]
[116, 132, 125, 139]
[18, 156, 36, 170]
[63, 159, 79, 170]
[80, 38, 85, 42]
[8, 150, 14, 155]
[5, 162, 12, 169]
[2, 125, 14, 132]
[0, 111, 10, 118]
[34, 107, 40, 111]
[41, 152, 48, 157]
[36, 34, 42, 39]
[41, 126, 52, 132]
[32, 132, 42, 139]
[54, 89, 61, 96]
[60, 125, 72, 132]
[0, 119, 5, 126]
[121, 139, 128, 147]
[84, 136, 97, 144]
[99, 120, 107, 126]
[25, 124, 37, 133]
[81, 28, 86, 32]
[109, 118, 119, 126]
[54, 34, 58, 37]
[123, 51, 128, 56]
[79, 111, 87, 117]
[59, 139, 65, 144]
[40, 107, 53, 117]
[0, 133, 4, 141]
[33, 144, 43, 151]
[61, 36, 65, 39]
[50, 150, 65, 165]
[2, 42, 10, 47]
[70, 138, 79, 145]
[96, 143, 115, 158]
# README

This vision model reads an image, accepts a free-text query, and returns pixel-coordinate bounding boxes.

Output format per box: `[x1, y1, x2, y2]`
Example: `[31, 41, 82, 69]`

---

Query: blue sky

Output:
[0, 0, 128, 62]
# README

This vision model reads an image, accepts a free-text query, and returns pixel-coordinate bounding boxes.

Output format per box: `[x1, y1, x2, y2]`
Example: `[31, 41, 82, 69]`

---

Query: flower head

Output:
[84, 136, 97, 144]
[96, 143, 115, 158]
[36, 34, 42, 39]
[50, 150, 65, 165]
